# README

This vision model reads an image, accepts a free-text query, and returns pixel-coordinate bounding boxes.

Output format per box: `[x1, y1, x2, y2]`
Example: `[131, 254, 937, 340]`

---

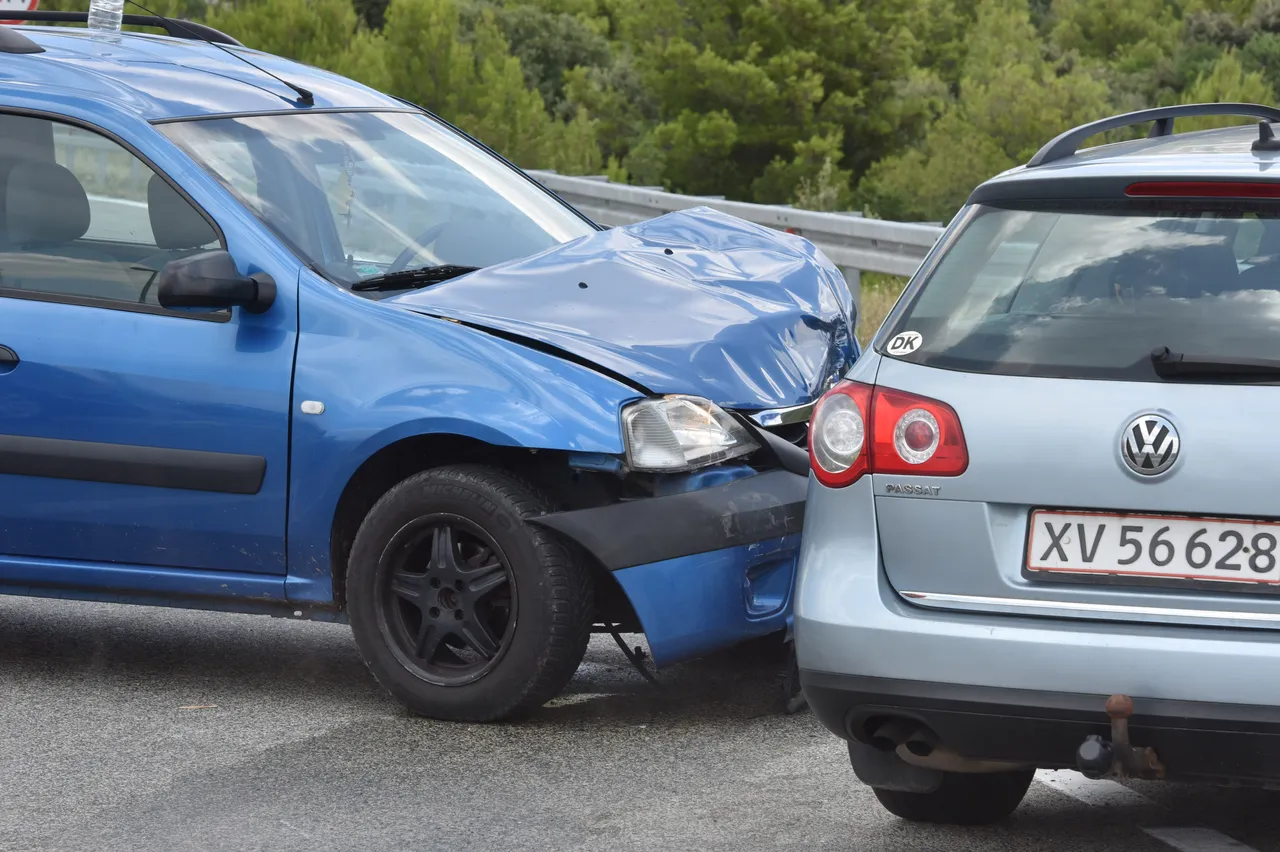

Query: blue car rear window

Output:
[882, 201, 1280, 382]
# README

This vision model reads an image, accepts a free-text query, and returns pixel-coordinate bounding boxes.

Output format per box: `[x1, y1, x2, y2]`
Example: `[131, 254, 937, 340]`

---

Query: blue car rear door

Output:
[0, 111, 297, 577]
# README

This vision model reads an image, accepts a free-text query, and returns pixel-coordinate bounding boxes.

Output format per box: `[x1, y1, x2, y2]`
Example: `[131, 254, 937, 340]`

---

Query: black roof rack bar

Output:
[0, 10, 242, 46]
[1026, 103, 1280, 168]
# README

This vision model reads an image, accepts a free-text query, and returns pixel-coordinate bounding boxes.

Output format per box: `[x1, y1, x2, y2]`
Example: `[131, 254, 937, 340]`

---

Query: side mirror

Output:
[156, 249, 276, 314]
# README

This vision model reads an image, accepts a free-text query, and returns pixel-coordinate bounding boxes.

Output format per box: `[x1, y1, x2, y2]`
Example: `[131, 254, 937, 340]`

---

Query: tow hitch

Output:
[1074, 694, 1166, 780]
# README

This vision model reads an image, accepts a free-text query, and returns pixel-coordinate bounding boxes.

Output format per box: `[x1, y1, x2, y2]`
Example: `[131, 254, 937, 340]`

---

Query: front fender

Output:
[286, 270, 642, 602]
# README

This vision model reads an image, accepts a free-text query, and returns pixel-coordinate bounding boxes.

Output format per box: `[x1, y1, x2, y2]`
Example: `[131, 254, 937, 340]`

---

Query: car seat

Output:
[133, 173, 219, 304]
[0, 160, 137, 301]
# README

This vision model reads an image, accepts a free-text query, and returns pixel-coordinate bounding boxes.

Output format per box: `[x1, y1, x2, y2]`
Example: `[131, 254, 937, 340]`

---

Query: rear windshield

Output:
[882, 202, 1280, 381]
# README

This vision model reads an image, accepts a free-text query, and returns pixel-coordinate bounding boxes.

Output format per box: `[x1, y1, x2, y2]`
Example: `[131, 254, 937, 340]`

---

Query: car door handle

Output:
[0, 345, 18, 375]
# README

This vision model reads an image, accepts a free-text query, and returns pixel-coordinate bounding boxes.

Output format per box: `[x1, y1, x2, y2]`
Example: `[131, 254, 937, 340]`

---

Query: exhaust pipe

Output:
[867, 718, 1031, 773]
[894, 737, 1032, 774]
[882, 720, 1032, 773]
[869, 718, 920, 752]
[903, 727, 938, 757]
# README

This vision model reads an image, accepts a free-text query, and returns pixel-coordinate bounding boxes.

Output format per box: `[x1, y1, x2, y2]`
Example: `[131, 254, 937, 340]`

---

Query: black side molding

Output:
[0, 434, 266, 494]
[531, 468, 807, 570]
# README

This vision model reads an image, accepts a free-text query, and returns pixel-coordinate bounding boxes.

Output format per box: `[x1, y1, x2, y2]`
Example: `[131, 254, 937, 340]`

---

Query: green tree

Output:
[1242, 32, 1280, 93]
[562, 55, 658, 165]
[753, 130, 853, 210]
[380, 0, 602, 170]
[1049, 0, 1180, 62]
[599, 0, 931, 204]
[859, 0, 1111, 223]
[480, 2, 612, 115]
[39, 0, 1280, 218]
[1176, 50, 1277, 130]
[382, 0, 482, 117]
[206, 0, 362, 68]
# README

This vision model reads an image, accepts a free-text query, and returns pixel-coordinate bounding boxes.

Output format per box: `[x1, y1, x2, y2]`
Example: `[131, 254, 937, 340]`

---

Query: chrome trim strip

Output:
[898, 590, 1280, 624]
[747, 401, 814, 428]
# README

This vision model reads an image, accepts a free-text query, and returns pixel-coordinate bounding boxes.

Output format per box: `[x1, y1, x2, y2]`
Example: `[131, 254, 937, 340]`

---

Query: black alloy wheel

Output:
[377, 515, 516, 686]
[346, 465, 594, 722]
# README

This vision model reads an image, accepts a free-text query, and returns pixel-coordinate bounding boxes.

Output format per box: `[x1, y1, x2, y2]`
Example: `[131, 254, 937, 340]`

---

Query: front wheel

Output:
[872, 768, 1034, 825]
[347, 465, 593, 722]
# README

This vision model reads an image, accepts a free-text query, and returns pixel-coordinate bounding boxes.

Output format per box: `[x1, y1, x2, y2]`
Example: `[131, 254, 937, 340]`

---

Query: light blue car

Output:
[0, 15, 855, 720]
[798, 103, 1280, 824]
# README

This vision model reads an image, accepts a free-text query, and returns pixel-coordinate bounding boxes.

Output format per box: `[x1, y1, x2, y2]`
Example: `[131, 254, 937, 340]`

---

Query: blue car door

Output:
[0, 112, 296, 579]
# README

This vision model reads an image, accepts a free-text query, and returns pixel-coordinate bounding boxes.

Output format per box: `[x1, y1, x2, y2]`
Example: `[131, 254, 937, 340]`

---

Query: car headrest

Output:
[1116, 239, 1238, 300]
[1168, 241, 1240, 299]
[1253, 218, 1280, 259]
[148, 173, 216, 249]
[0, 157, 27, 243]
[5, 161, 90, 247]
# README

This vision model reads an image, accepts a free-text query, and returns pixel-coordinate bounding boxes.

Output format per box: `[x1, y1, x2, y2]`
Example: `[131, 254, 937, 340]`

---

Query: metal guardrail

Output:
[528, 170, 946, 305]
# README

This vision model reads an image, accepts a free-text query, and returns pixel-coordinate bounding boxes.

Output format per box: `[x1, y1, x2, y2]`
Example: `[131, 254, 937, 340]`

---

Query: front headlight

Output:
[621, 395, 759, 472]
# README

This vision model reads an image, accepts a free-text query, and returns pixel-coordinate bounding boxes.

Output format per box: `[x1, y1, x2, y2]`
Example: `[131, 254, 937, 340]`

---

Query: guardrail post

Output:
[839, 266, 861, 316]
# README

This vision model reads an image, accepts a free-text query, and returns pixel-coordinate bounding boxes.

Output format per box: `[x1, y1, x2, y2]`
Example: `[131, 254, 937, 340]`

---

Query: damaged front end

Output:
[390, 206, 857, 666]
[532, 408, 811, 667]
[387, 206, 858, 411]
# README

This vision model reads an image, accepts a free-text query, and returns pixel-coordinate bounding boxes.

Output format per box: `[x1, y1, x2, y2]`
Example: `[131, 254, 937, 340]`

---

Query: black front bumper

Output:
[530, 468, 807, 571]
[803, 671, 1280, 784]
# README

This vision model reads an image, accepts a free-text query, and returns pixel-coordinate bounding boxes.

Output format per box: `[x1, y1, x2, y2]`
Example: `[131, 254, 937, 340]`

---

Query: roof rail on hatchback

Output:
[0, 10, 242, 45]
[1026, 103, 1280, 168]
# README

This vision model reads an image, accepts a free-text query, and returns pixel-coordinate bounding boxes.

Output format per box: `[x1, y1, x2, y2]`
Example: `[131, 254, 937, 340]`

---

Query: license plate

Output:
[1027, 509, 1280, 585]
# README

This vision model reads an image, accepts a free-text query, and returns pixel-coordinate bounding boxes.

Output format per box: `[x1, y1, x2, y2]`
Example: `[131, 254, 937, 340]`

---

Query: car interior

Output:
[0, 113, 219, 308]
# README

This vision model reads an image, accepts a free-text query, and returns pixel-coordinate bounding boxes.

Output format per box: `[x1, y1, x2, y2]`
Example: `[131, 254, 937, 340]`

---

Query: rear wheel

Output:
[872, 768, 1034, 825]
[347, 465, 592, 722]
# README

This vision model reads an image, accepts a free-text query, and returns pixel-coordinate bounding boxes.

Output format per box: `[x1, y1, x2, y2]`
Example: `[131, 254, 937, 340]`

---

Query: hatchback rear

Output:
[796, 104, 1280, 825]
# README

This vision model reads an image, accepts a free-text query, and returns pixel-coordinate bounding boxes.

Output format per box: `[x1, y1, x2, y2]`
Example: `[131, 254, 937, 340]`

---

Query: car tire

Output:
[347, 464, 592, 722]
[871, 768, 1034, 825]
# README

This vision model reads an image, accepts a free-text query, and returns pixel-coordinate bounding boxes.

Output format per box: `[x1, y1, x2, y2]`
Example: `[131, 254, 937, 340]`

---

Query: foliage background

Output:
[44, 0, 1280, 223]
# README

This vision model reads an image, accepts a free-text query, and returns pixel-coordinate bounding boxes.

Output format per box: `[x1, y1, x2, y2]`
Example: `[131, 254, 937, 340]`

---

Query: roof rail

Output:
[1026, 103, 1280, 168]
[0, 10, 242, 46]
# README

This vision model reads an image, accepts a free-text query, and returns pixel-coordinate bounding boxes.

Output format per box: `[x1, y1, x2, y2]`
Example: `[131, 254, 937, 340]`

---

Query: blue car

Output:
[0, 14, 855, 720]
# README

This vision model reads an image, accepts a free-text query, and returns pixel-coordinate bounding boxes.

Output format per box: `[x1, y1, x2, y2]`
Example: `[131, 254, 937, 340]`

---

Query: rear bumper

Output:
[801, 672, 1280, 783]
[795, 476, 1280, 780]
[534, 468, 807, 666]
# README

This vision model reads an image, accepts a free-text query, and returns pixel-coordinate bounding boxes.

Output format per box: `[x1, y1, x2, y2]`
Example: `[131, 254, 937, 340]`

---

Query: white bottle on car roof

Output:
[87, 0, 124, 34]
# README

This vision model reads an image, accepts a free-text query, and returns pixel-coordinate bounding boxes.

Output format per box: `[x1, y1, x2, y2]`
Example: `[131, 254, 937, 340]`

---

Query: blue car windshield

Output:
[161, 110, 595, 287]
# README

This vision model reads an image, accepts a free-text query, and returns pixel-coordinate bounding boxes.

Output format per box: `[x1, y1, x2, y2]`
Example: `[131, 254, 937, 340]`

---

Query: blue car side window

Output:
[0, 114, 220, 314]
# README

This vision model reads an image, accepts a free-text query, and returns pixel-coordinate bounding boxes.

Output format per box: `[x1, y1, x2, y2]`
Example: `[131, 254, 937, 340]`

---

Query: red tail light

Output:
[1125, 181, 1280, 198]
[807, 381, 968, 488]
[808, 381, 872, 488]
[869, 387, 968, 476]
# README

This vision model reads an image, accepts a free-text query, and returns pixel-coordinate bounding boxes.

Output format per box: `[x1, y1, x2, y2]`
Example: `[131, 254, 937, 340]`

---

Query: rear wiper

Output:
[1150, 346, 1280, 381]
[350, 264, 479, 292]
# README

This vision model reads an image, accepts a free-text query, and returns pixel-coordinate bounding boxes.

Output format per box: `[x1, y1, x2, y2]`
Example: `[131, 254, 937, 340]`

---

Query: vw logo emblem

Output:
[1121, 414, 1180, 476]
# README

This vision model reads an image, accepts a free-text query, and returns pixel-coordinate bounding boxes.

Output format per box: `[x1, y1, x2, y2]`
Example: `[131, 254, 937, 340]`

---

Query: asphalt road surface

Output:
[1, 595, 1276, 852]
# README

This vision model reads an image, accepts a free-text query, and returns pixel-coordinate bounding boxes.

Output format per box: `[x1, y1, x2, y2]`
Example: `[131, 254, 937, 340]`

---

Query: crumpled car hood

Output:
[387, 207, 857, 410]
